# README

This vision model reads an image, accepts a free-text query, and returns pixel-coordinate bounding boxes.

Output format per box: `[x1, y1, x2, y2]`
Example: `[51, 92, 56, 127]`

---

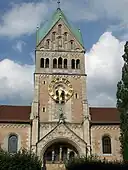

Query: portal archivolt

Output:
[44, 142, 78, 163]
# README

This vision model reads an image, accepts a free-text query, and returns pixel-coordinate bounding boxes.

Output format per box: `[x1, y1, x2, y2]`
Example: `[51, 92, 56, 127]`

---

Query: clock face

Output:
[48, 77, 74, 104]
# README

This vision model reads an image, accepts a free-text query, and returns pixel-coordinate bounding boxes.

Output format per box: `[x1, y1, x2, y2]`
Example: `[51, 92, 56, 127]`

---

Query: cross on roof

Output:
[57, 0, 60, 9]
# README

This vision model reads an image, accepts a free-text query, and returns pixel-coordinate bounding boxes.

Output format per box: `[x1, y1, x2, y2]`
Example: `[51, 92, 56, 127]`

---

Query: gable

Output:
[36, 8, 84, 50]
[36, 122, 87, 156]
[37, 122, 86, 145]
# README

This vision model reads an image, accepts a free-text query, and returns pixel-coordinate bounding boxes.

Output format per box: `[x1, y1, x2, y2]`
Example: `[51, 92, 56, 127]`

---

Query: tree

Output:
[0, 149, 42, 170]
[116, 41, 128, 161]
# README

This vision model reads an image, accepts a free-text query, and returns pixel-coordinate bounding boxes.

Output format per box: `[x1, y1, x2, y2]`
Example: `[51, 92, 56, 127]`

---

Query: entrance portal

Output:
[44, 142, 78, 163]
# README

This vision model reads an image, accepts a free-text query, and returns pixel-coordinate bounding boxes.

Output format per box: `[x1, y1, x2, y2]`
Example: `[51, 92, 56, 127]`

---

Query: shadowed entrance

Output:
[44, 142, 78, 163]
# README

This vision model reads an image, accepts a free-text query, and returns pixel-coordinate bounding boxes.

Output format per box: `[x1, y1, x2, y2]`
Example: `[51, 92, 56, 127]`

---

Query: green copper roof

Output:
[36, 8, 84, 47]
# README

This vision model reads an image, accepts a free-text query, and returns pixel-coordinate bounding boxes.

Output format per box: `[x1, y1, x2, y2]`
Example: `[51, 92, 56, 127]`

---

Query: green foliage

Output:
[0, 149, 42, 170]
[116, 41, 128, 161]
[65, 155, 125, 170]
[65, 154, 101, 169]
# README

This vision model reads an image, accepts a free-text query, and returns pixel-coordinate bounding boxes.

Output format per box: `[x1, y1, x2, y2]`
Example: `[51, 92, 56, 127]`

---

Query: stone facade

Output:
[91, 125, 121, 161]
[0, 7, 122, 170]
[30, 8, 91, 168]
[0, 123, 30, 151]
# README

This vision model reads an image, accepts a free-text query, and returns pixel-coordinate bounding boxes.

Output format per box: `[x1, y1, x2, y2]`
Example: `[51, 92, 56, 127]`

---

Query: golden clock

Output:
[48, 77, 74, 104]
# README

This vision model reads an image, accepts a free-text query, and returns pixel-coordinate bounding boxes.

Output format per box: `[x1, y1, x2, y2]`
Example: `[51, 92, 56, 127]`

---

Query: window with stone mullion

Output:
[102, 136, 111, 154]
[8, 135, 18, 154]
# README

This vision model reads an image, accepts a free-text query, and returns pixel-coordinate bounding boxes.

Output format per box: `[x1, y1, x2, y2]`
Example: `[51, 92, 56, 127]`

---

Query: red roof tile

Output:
[0, 105, 31, 123]
[89, 107, 120, 124]
[0, 105, 120, 124]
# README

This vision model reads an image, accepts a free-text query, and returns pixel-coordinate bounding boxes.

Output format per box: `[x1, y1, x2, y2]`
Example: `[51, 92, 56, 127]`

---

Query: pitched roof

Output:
[37, 8, 84, 47]
[0, 105, 120, 125]
[0, 105, 31, 123]
[90, 107, 120, 124]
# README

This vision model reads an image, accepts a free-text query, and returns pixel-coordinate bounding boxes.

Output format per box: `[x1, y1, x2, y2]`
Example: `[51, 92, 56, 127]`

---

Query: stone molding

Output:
[91, 125, 120, 130]
[37, 123, 86, 158]
[0, 124, 29, 129]
[40, 122, 83, 139]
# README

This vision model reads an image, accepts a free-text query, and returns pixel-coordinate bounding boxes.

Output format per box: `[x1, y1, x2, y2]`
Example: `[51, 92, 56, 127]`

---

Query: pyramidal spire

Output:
[36, 2, 84, 47]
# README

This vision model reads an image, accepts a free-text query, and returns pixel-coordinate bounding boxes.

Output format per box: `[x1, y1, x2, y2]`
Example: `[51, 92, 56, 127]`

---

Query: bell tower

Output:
[30, 7, 90, 159]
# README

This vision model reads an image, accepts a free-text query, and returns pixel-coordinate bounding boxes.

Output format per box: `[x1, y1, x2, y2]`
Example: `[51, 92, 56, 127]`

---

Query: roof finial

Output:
[36, 24, 39, 30]
[57, 0, 60, 9]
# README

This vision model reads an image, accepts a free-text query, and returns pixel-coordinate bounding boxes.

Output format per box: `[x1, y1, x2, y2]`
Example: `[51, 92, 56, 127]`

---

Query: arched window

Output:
[76, 59, 80, 69]
[64, 43, 68, 50]
[52, 32, 56, 41]
[58, 57, 62, 68]
[43, 107, 46, 112]
[40, 58, 44, 68]
[45, 58, 49, 68]
[64, 32, 68, 41]
[58, 24, 62, 34]
[71, 59, 75, 69]
[8, 134, 18, 153]
[56, 90, 59, 103]
[58, 36, 62, 47]
[75, 93, 78, 99]
[46, 39, 50, 49]
[61, 90, 65, 104]
[102, 136, 111, 154]
[64, 59, 67, 69]
[70, 40, 74, 50]
[53, 58, 57, 68]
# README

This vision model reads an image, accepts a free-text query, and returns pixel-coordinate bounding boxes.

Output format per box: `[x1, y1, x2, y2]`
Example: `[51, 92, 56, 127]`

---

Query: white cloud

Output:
[60, 0, 128, 40]
[60, 0, 128, 22]
[0, 59, 34, 105]
[13, 40, 26, 52]
[0, 2, 48, 37]
[0, 32, 125, 106]
[86, 32, 125, 106]
[0, 0, 128, 39]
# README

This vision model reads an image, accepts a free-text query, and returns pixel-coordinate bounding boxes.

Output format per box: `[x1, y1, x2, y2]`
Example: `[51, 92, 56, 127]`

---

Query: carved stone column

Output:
[59, 146, 62, 161]
[52, 150, 55, 161]
[67, 148, 71, 160]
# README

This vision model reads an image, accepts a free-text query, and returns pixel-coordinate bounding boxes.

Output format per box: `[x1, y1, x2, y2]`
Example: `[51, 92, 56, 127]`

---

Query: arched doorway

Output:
[43, 141, 78, 163]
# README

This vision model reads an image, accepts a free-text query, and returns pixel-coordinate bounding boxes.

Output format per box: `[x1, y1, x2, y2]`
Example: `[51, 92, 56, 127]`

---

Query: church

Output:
[0, 5, 121, 170]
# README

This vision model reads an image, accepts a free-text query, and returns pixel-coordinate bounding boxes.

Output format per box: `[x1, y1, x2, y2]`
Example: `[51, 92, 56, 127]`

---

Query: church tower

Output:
[30, 6, 91, 169]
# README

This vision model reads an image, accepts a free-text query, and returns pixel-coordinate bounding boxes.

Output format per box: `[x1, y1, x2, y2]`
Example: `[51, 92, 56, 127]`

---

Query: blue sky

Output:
[0, 0, 127, 106]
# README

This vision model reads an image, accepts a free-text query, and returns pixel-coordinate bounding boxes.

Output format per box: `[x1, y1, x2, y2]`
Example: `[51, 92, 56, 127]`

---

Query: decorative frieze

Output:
[0, 124, 29, 129]
[38, 123, 86, 157]
[40, 122, 83, 139]
[91, 125, 120, 130]
[40, 51, 81, 59]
